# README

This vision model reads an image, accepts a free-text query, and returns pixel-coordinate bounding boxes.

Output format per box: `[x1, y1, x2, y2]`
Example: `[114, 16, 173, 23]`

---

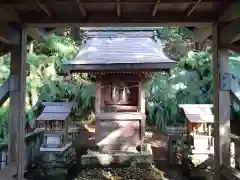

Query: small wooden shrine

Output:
[64, 28, 176, 153]
[36, 102, 75, 151]
[179, 104, 214, 151]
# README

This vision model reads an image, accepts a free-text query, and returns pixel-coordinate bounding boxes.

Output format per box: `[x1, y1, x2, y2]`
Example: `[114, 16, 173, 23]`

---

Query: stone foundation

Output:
[81, 151, 153, 166]
[81, 143, 153, 166]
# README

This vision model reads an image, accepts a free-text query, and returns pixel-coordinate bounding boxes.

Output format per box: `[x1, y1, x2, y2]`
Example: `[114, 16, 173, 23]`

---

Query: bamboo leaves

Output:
[147, 51, 213, 130]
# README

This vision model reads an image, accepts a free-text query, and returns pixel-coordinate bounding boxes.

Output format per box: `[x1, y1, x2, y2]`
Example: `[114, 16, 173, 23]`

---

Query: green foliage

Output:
[0, 107, 8, 141]
[148, 29, 240, 131]
[156, 27, 195, 60]
[0, 31, 94, 140]
[146, 51, 213, 131]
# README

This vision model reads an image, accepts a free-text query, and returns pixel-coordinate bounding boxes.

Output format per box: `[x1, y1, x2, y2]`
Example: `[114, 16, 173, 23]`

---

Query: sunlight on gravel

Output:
[75, 166, 164, 180]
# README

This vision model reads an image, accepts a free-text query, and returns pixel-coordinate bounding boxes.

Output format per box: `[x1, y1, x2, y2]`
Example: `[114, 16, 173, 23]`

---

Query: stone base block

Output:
[81, 151, 153, 166]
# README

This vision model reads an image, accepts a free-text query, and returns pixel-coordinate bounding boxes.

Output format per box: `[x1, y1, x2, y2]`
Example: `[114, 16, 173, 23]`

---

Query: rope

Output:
[100, 84, 139, 90]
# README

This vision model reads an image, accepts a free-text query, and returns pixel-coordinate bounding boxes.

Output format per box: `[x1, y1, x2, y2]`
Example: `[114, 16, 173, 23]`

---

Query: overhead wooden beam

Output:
[76, 0, 87, 17]
[0, 4, 50, 42]
[192, 0, 240, 42]
[36, 0, 52, 17]
[187, 0, 202, 16]
[0, 0, 223, 5]
[219, 0, 240, 22]
[0, 78, 10, 107]
[116, 0, 121, 17]
[152, 0, 161, 16]
[24, 11, 215, 28]
[0, 5, 20, 22]
[0, 25, 20, 44]
[220, 17, 240, 45]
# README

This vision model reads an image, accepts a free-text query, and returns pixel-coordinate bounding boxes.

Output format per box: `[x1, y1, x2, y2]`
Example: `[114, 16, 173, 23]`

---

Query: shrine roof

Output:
[63, 29, 176, 72]
[179, 104, 213, 123]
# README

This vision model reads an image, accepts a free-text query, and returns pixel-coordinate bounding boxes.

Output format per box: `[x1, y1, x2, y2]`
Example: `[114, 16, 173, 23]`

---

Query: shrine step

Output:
[81, 151, 153, 166]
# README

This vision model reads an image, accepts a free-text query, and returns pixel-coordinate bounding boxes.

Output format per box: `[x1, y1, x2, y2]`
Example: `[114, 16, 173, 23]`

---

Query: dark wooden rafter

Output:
[0, 0, 223, 5]
[116, 0, 121, 17]
[192, 0, 240, 42]
[36, 0, 52, 17]
[221, 17, 240, 45]
[0, 25, 20, 44]
[152, 0, 161, 16]
[76, 0, 87, 17]
[0, 5, 20, 22]
[0, 5, 49, 43]
[24, 12, 216, 27]
[187, 0, 202, 16]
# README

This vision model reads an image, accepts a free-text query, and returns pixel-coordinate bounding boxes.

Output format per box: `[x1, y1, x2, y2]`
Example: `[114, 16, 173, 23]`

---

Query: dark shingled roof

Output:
[63, 28, 176, 72]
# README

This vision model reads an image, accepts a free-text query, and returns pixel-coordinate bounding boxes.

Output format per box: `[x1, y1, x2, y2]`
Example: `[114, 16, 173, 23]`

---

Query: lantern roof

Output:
[179, 104, 214, 123]
[36, 102, 75, 121]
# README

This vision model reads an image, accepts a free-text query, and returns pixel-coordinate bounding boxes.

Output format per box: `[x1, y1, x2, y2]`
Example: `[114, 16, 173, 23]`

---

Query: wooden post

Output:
[95, 80, 101, 143]
[95, 81, 101, 114]
[65, 119, 69, 143]
[139, 82, 145, 151]
[208, 124, 212, 150]
[9, 27, 27, 180]
[212, 22, 231, 180]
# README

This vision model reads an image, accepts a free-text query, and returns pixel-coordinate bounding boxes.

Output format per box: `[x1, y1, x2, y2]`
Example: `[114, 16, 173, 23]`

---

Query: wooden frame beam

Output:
[187, 0, 202, 16]
[220, 17, 240, 45]
[24, 11, 215, 28]
[116, 0, 121, 17]
[192, 0, 240, 42]
[0, 0, 222, 5]
[0, 25, 20, 44]
[36, 0, 52, 17]
[0, 6, 50, 42]
[0, 26, 49, 44]
[76, 0, 87, 17]
[219, 0, 240, 22]
[0, 4, 52, 43]
[152, 0, 161, 16]
[0, 5, 20, 22]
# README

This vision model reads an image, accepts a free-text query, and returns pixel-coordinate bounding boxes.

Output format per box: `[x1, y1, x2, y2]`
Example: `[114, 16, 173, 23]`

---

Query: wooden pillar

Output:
[139, 82, 145, 151]
[139, 82, 145, 114]
[95, 80, 101, 114]
[212, 22, 231, 180]
[9, 27, 27, 180]
[95, 80, 101, 143]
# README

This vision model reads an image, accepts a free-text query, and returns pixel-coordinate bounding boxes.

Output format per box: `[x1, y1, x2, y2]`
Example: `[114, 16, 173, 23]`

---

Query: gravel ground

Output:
[75, 166, 164, 180]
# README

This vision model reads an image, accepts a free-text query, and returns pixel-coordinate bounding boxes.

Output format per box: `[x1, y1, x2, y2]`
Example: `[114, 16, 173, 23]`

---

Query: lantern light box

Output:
[36, 102, 74, 150]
